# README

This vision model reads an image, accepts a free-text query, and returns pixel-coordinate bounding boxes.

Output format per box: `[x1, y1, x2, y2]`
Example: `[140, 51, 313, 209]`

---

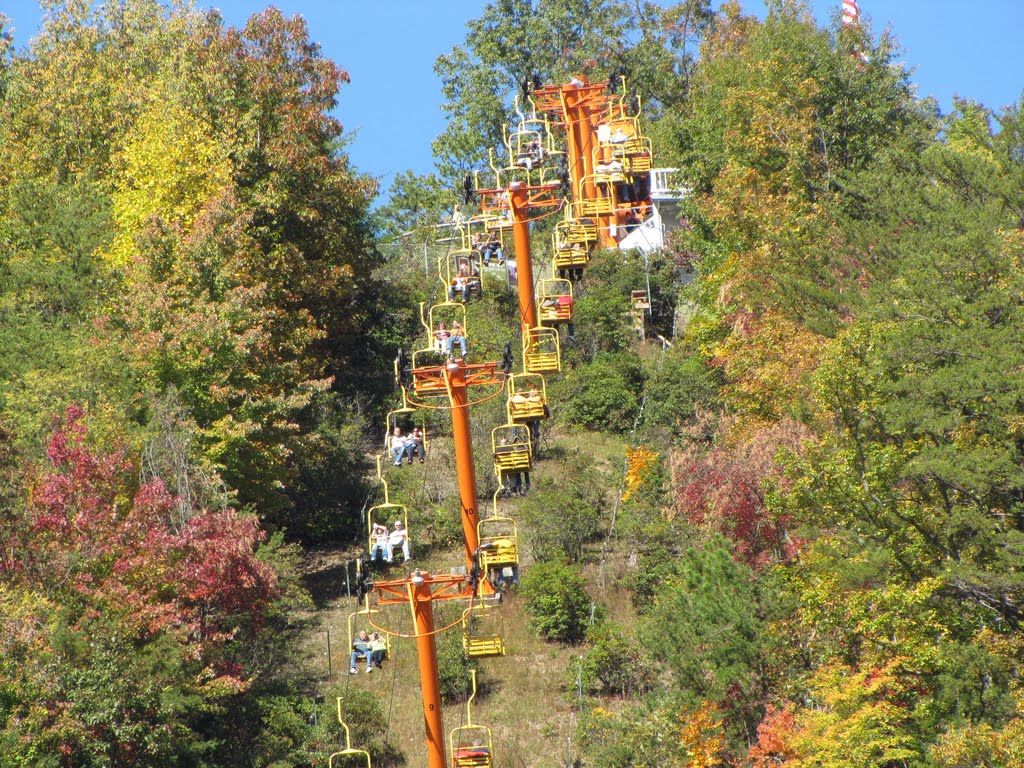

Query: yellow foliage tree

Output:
[930, 699, 1024, 768]
[679, 702, 726, 768]
[787, 659, 922, 768]
[622, 446, 659, 502]
[108, 95, 231, 266]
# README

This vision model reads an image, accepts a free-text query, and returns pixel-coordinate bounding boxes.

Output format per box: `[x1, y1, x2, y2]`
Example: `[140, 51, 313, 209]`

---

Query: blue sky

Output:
[3, 1, 1023, 199]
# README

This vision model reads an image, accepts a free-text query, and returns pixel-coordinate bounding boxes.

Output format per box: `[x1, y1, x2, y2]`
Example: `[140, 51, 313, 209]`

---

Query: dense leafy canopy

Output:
[0, 1, 388, 762]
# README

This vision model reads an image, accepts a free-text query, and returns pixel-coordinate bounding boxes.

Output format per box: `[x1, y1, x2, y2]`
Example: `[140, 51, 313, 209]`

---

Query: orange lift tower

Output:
[532, 77, 616, 247]
[370, 571, 476, 768]
[507, 179, 562, 329]
[473, 175, 561, 372]
[405, 356, 505, 591]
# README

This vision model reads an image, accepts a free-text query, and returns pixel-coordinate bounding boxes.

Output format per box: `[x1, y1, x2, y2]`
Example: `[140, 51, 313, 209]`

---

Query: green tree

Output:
[786, 100, 1024, 630]
[559, 352, 644, 432]
[521, 561, 596, 644]
[643, 537, 763, 704]
[518, 452, 607, 562]
[755, 98, 1024, 765]
[374, 0, 713, 235]
[433, 0, 710, 183]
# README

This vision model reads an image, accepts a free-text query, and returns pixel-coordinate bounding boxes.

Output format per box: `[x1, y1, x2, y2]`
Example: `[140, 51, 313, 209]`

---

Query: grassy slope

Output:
[295, 259, 640, 767]
[297, 420, 635, 768]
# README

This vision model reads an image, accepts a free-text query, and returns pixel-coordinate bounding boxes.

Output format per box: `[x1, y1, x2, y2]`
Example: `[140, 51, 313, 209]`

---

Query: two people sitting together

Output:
[349, 630, 387, 674]
[371, 520, 411, 564]
[433, 321, 468, 359]
[473, 231, 504, 266]
[389, 426, 425, 466]
[515, 137, 543, 170]
[449, 261, 480, 303]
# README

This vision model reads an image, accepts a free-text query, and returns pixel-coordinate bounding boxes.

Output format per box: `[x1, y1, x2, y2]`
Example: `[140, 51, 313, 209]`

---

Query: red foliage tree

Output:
[748, 704, 798, 767]
[23, 405, 277, 645]
[671, 412, 810, 568]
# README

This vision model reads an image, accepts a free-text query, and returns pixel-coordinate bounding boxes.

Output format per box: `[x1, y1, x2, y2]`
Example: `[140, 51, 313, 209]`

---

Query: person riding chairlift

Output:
[447, 321, 468, 358]
[473, 231, 488, 257]
[481, 230, 504, 265]
[503, 468, 530, 497]
[401, 429, 417, 465]
[368, 632, 387, 669]
[407, 426, 425, 463]
[515, 137, 542, 170]
[449, 261, 476, 302]
[434, 322, 450, 355]
[370, 523, 392, 562]
[388, 426, 406, 466]
[350, 630, 372, 674]
[389, 520, 411, 562]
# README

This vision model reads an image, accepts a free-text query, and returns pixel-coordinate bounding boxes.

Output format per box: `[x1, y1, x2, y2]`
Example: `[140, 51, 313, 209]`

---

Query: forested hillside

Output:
[1, 1, 1023, 767]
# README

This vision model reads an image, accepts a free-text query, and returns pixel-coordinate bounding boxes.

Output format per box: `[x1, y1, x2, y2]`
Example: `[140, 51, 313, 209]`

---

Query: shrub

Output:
[578, 624, 657, 697]
[627, 542, 682, 614]
[435, 607, 474, 702]
[560, 353, 644, 433]
[640, 347, 721, 436]
[521, 561, 595, 644]
[576, 700, 691, 768]
[518, 453, 606, 563]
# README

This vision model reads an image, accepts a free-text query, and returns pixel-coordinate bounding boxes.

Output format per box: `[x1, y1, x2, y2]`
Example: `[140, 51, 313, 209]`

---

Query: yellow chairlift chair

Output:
[347, 596, 391, 672]
[505, 95, 551, 171]
[366, 502, 411, 565]
[461, 602, 506, 660]
[577, 174, 616, 217]
[506, 125, 545, 172]
[473, 230, 508, 270]
[490, 423, 532, 476]
[523, 326, 561, 375]
[552, 212, 596, 276]
[448, 672, 495, 768]
[537, 278, 574, 325]
[505, 373, 547, 424]
[384, 403, 422, 452]
[477, 495, 519, 587]
[330, 697, 374, 768]
[560, 208, 599, 246]
[598, 115, 653, 174]
[411, 301, 468, 396]
[449, 249, 483, 301]
[552, 241, 590, 274]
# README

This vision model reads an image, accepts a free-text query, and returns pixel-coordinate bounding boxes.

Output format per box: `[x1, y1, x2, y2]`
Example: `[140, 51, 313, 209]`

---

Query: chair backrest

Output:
[331, 698, 373, 768]
[491, 424, 532, 472]
[523, 327, 561, 374]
